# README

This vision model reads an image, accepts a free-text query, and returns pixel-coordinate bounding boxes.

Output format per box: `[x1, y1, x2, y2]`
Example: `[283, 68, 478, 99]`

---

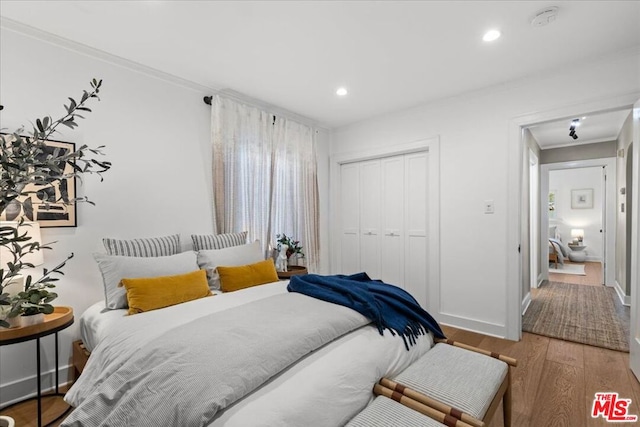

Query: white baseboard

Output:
[521, 292, 532, 315]
[614, 280, 631, 306]
[532, 275, 544, 289]
[0, 364, 73, 408]
[438, 312, 507, 339]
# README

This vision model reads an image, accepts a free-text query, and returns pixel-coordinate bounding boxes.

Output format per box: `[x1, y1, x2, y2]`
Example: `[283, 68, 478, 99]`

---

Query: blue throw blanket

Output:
[288, 272, 445, 350]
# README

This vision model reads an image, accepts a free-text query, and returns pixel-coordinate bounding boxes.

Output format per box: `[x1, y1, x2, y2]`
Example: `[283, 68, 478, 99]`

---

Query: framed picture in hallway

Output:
[571, 188, 593, 209]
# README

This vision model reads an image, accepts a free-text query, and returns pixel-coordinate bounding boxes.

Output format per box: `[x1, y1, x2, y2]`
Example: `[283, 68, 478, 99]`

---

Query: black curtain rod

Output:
[203, 96, 276, 124]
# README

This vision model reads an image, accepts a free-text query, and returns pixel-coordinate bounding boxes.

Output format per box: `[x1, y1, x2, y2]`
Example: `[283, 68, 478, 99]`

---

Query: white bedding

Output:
[70, 281, 433, 426]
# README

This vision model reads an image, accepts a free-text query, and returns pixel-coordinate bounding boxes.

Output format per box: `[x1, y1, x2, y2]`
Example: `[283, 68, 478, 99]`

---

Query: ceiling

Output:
[528, 109, 631, 149]
[1, 1, 639, 129]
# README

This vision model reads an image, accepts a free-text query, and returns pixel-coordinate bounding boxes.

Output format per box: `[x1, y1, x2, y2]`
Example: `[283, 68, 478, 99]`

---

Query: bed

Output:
[548, 237, 570, 267]
[63, 280, 434, 426]
[549, 224, 572, 267]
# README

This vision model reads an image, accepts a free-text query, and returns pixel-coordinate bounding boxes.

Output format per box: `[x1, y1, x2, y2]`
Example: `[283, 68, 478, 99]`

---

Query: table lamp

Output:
[0, 221, 44, 297]
[570, 228, 584, 244]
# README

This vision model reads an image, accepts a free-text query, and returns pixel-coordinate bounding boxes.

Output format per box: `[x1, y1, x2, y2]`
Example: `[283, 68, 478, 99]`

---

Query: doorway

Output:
[543, 163, 610, 284]
[505, 93, 639, 342]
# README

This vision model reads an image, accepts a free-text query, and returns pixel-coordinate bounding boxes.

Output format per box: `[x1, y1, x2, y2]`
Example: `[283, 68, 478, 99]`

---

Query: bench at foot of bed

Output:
[347, 340, 517, 427]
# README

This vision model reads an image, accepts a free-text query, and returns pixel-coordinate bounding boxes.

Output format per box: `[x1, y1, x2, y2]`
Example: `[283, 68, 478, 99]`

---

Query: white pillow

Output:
[94, 251, 200, 309]
[103, 234, 181, 257]
[197, 240, 263, 290]
[191, 231, 247, 251]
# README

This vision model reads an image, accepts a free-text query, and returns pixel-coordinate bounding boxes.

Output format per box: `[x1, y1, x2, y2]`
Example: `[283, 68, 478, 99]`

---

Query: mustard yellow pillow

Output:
[217, 259, 279, 292]
[120, 269, 211, 315]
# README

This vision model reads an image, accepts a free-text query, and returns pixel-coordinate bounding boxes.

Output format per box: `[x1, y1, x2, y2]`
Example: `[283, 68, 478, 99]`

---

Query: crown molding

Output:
[1, 17, 326, 130]
[1, 17, 213, 93]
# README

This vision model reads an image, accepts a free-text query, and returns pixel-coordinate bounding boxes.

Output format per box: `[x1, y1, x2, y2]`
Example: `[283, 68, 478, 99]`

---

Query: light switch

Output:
[484, 200, 495, 214]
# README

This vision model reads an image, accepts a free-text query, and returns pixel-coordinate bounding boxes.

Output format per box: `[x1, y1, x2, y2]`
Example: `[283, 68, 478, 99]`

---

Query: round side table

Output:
[0, 307, 74, 427]
[277, 265, 308, 280]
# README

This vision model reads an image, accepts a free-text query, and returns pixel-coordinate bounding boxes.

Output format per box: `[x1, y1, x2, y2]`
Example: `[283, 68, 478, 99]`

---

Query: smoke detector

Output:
[531, 6, 559, 27]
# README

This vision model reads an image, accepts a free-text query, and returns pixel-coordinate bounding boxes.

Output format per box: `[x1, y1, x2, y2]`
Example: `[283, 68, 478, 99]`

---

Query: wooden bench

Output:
[347, 339, 517, 427]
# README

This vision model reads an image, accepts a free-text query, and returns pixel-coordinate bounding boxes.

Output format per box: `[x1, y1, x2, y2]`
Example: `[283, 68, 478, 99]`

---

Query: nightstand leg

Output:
[36, 337, 42, 427]
[55, 332, 59, 394]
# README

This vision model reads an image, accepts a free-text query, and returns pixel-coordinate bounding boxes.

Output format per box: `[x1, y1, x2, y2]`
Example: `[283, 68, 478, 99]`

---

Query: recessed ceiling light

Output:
[483, 30, 501, 42]
[336, 87, 348, 96]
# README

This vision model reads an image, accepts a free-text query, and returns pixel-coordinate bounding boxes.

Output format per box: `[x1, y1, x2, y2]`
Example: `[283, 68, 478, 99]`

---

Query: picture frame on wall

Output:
[0, 136, 77, 227]
[571, 188, 594, 209]
[548, 189, 557, 218]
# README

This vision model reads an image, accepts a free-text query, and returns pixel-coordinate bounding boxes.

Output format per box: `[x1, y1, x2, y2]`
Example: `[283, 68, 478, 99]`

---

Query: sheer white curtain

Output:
[211, 95, 319, 271]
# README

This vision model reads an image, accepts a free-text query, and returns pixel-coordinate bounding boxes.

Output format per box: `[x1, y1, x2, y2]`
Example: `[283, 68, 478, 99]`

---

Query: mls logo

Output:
[592, 392, 638, 422]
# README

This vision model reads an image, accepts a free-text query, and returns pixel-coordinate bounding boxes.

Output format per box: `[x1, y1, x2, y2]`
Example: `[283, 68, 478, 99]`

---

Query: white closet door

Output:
[359, 160, 382, 279]
[380, 155, 405, 287]
[339, 163, 360, 274]
[404, 152, 429, 307]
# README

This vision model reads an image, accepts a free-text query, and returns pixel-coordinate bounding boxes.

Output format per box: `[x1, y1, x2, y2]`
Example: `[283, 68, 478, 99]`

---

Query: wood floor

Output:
[0, 387, 70, 427]
[440, 325, 640, 427]
[548, 261, 602, 286]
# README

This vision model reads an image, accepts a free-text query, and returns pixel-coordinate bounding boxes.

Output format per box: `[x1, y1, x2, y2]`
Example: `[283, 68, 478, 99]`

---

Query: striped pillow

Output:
[191, 231, 247, 251]
[103, 234, 181, 257]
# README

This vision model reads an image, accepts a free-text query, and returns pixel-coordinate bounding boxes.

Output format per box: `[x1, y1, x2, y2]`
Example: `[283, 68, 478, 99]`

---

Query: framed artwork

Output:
[548, 190, 557, 218]
[0, 136, 77, 227]
[571, 188, 594, 209]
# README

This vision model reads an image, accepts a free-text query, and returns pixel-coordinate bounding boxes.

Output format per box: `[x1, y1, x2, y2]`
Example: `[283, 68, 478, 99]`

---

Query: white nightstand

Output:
[568, 244, 587, 263]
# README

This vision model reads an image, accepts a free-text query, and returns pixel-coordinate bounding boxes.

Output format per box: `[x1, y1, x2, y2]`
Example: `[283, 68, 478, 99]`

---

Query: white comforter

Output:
[66, 281, 433, 426]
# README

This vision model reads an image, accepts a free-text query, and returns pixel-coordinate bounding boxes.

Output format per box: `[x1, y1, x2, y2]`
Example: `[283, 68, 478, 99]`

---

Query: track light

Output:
[569, 119, 579, 140]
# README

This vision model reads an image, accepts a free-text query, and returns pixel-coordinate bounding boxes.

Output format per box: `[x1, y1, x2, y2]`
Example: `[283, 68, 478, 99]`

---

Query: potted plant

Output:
[275, 234, 304, 266]
[0, 79, 110, 328]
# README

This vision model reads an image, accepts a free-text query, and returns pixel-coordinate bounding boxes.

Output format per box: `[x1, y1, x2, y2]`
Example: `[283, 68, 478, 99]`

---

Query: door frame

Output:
[529, 149, 539, 290]
[540, 158, 616, 285]
[506, 92, 640, 341]
[330, 136, 440, 313]
[630, 101, 640, 379]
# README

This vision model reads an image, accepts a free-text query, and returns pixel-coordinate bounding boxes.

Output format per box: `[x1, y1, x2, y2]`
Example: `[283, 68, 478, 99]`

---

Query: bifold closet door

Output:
[404, 152, 428, 306]
[359, 160, 382, 279]
[380, 155, 405, 287]
[339, 162, 360, 274]
[338, 151, 428, 306]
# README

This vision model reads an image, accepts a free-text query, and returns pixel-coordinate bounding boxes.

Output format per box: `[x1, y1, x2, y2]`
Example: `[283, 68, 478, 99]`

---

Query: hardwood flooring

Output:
[441, 325, 640, 427]
[548, 261, 602, 286]
[0, 387, 70, 427]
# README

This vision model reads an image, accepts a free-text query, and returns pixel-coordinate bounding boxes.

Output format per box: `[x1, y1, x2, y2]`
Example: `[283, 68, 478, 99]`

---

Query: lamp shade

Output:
[571, 228, 584, 240]
[0, 221, 44, 268]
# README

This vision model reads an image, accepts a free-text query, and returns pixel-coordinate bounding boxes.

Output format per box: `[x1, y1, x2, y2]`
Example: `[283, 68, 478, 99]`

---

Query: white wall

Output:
[0, 25, 333, 405]
[330, 50, 640, 337]
[549, 167, 604, 261]
[0, 27, 215, 404]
